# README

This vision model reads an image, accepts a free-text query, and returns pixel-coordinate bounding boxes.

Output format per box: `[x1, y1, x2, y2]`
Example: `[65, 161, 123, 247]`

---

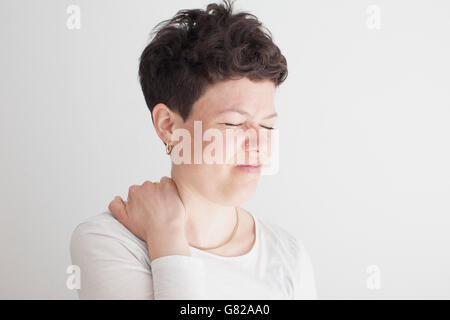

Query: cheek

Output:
[191, 163, 234, 197]
[209, 129, 275, 165]
[200, 126, 240, 164]
[175, 124, 275, 166]
[180, 153, 259, 204]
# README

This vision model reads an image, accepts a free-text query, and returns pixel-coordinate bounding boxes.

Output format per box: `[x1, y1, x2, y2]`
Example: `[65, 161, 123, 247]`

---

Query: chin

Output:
[196, 166, 260, 204]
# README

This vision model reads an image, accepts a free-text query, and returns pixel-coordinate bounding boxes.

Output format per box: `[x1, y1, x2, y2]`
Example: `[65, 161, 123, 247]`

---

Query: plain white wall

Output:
[1, 0, 449, 299]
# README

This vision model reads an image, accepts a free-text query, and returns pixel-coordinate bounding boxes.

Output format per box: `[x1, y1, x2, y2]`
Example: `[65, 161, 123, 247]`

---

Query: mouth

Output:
[235, 164, 262, 174]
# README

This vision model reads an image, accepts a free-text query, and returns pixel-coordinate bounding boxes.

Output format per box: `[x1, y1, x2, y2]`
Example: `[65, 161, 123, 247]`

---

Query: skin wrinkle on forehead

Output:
[215, 108, 278, 120]
[192, 79, 276, 120]
[189, 108, 277, 129]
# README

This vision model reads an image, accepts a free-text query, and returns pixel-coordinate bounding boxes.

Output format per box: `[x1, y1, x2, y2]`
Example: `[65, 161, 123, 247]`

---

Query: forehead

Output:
[192, 78, 276, 118]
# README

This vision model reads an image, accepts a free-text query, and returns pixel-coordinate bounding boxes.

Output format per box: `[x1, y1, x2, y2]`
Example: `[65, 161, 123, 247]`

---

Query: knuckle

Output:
[160, 177, 171, 185]
[164, 179, 175, 189]
[143, 181, 154, 190]
[160, 176, 169, 183]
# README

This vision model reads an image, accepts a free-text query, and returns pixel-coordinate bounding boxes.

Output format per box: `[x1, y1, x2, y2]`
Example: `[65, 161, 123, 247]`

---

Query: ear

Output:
[152, 103, 181, 144]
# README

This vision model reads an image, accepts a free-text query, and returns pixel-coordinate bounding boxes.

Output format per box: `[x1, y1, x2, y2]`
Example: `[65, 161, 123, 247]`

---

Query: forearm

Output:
[150, 252, 208, 299]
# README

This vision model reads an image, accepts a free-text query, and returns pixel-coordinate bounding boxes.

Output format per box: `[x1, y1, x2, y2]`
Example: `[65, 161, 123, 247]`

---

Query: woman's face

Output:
[171, 77, 277, 206]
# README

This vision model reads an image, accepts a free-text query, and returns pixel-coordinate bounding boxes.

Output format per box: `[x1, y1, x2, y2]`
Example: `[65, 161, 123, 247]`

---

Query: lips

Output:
[235, 163, 262, 173]
[236, 164, 261, 168]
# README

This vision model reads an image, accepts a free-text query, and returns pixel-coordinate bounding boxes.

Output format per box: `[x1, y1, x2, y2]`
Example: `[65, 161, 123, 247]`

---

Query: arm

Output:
[96, 176, 209, 299]
[70, 219, 207, 300]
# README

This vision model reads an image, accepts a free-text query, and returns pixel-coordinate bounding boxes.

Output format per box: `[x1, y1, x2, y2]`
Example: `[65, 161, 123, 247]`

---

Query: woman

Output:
[70, 0, 317, 300]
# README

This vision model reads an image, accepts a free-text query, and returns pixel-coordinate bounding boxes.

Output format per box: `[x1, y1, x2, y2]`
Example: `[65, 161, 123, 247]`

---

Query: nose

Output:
[242, 123, 260, 152]
[241, 125, 261, 166]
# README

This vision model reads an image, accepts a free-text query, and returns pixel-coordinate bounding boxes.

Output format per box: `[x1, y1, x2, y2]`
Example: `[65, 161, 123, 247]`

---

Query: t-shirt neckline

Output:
[188, 210, 259, 260]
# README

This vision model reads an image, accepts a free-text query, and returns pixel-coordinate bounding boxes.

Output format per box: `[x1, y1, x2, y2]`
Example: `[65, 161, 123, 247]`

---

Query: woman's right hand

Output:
[108, 176, 191, 261]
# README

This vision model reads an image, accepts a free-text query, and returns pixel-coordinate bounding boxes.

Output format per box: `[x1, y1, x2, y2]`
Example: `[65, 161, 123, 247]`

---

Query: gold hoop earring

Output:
[165, 143, 173, 155]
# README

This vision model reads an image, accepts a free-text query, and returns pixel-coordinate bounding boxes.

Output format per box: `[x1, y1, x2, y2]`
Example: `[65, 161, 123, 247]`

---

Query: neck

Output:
[170, 166, 238, 248]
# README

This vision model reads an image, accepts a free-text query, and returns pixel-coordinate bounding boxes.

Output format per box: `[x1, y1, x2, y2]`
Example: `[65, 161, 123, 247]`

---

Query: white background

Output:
[1, 0, 449, 299]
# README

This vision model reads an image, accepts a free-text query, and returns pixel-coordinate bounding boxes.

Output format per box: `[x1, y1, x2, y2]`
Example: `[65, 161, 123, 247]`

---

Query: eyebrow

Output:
[216, 108, 278, 120]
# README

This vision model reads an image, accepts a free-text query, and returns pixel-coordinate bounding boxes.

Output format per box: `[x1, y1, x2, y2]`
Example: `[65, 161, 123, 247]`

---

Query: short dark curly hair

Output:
[138, 0, 288, 125]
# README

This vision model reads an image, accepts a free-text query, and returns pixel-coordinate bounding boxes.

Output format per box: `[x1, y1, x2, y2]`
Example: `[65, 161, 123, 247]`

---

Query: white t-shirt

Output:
[70, 210, 318, 300]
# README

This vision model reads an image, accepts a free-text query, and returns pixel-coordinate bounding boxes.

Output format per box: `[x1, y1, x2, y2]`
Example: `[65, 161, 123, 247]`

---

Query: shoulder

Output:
[70, 211, 149, 265]
[71, 211, 132, 241]
[256, 215, 314, 274]
[69, 211, 155, 299]
[256, 215, 303, 257]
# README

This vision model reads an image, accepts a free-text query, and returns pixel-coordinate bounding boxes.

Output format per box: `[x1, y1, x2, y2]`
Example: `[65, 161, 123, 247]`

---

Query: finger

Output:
[162, 176, 175, 188]
[109, 196, 127, 222]
[142, 180, 153, 186]
[142, 180, 155, 191]
[160, 176, 169, 183]
[159, 177, 171, 190]
[128, 184, 139, 202]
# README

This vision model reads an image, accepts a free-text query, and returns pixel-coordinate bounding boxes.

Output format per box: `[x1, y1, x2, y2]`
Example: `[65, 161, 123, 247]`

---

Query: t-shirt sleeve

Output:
[70, 219, 207, 300]
[293, 240, 318, 300]
[150, 255, 207, 299]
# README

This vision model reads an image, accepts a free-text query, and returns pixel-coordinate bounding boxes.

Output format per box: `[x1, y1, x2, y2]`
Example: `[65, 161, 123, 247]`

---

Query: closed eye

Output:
[221, 123, 275, 130]
[222, 123, 243, 127]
